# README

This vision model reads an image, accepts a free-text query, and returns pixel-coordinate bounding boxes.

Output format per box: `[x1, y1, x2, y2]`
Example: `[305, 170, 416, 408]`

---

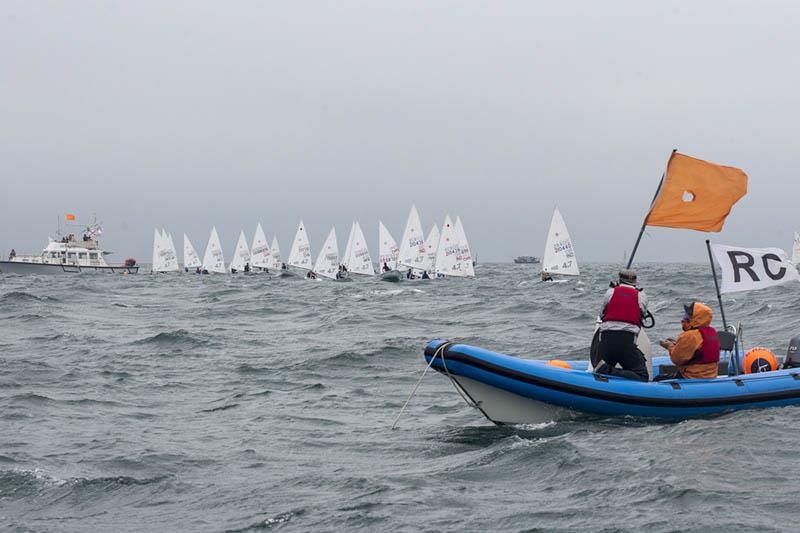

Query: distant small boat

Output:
[513, 256, 540, 264]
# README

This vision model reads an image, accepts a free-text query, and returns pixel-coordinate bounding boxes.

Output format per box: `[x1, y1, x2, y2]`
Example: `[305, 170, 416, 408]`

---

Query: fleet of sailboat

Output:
[150, 206, 485, 281]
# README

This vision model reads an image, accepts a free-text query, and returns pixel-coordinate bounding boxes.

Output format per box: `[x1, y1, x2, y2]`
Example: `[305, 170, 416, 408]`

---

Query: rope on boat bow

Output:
[391, 342, 452, 430]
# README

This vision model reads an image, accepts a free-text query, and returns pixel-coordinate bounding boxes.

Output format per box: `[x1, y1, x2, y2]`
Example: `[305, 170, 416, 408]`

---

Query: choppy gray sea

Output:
[2, 263, 800, 532]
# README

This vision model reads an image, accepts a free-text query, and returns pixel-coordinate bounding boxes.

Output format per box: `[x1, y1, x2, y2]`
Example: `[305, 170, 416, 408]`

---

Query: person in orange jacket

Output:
[657, 301, 720, 380]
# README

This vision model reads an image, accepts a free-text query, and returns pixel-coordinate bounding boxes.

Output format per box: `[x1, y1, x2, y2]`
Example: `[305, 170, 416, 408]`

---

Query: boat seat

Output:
[718, 331, 735, 352]
[656, 360, 730, 378]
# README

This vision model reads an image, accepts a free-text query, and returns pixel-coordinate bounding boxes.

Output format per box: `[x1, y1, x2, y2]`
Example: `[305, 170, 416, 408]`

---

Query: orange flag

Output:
[66, 213, 76, 221]
[645, 152, 748, 232]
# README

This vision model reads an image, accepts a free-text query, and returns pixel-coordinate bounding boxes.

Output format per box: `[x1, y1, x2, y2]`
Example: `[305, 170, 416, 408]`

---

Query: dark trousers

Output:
[596, 330, 649, 381]
[653, 368, 684, 381]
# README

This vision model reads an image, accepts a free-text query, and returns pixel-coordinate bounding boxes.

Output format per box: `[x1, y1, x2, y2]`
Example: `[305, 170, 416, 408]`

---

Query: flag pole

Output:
[625, 149, 676, 269]
[625, 176, 662, 269]
[705, 239, 728, 330]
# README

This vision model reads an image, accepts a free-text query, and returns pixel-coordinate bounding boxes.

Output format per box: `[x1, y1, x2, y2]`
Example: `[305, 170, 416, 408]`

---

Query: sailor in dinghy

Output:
[378, 221, 402, 282]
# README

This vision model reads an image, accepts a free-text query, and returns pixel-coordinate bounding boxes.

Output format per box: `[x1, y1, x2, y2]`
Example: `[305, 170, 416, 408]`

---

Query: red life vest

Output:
[602, 285, 642, 326]
[690, 326, 720, 364]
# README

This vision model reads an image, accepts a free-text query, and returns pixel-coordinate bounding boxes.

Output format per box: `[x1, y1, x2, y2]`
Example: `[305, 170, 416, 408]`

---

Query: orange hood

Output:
[688, 302, 713, 329]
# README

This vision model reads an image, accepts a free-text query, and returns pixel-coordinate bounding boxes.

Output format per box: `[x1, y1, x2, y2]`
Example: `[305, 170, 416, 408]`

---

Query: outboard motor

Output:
[783, 336, 800, 369]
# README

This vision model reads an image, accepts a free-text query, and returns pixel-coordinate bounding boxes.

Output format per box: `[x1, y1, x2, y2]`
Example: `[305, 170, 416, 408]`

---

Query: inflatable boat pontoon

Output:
[424, 340, 800, 424]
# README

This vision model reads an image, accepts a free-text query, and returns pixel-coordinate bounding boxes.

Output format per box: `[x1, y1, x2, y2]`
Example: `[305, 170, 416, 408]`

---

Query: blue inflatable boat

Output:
[423, 340, 800, 423]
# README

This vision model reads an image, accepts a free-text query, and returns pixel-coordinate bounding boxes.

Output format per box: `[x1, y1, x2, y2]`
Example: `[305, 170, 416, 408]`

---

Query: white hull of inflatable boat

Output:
[449, 375, 573, 425]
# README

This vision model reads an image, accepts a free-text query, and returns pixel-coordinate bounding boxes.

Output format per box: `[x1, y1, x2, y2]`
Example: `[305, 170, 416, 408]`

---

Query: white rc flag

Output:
[710, 243, 800, 293]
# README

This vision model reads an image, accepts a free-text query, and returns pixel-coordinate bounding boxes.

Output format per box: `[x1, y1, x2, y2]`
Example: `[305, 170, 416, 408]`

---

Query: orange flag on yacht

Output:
[645, 152, 748, 232]
[65, 213, 76, 221]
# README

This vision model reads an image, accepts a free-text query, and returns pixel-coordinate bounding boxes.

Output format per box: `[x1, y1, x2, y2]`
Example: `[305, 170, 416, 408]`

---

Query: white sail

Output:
[152, 229, 165, 272]
[422, 224, 440, 274]
[313, 227, 340, 279]
[342, 223, 355, 271]
[269, 236, 282, 269]
[434, 216, 461, 276]
[343, 221, 374, 276]
[166, 232, 180, 272]
[378, 221, 399, 271]
[229, 230, 251, 272]
[287, 221, 312, 270]
[397, 205, 426, 271]
[152, 228, 179, 272]
[250, 223, 271, 268]
[202, 227, 226, 273]
[183, 233, 201, 269]
[453, 217, 475, 277]
[793, 232, 800, 265]
[542, 207, 579, 276]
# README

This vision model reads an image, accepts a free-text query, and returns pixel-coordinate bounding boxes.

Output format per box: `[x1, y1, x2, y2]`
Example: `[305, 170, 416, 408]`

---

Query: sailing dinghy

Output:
[229, 230, 251, 273]
[249, 223, 271, 273]
[152, 229, 179, 273]
[342, 221, 374, 276]
[202, 227, 226, 274]
[286, 221, 312, 277]
[183, 233, 202, 272]
[269, 236, 283, 271]
[434, 216, 474, 278]
[422, 224, 439, 276]
[313, 227, 345, 280]
[540, 207, 579, 282]
[378, 221, 401, 282]
[397, 205, 427, 276]
[793, 232, 800, 266]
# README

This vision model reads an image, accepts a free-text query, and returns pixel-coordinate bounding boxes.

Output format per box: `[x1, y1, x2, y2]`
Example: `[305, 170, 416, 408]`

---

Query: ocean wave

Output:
[0, 291, 59, 303]
[0, 468, 170, 500]
[200, 403, 240, 413]
[225, 510, 304, 531]
[131, 329, 217, 349]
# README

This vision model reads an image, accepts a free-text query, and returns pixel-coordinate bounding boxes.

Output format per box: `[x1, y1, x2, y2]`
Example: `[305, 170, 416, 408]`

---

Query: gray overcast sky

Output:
[2, 1, 799, 263]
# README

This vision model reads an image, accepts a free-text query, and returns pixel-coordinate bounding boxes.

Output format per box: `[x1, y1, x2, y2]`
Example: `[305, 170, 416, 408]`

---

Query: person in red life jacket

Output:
[656, 302, 720, 380]
[596, 269, 650, 381]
